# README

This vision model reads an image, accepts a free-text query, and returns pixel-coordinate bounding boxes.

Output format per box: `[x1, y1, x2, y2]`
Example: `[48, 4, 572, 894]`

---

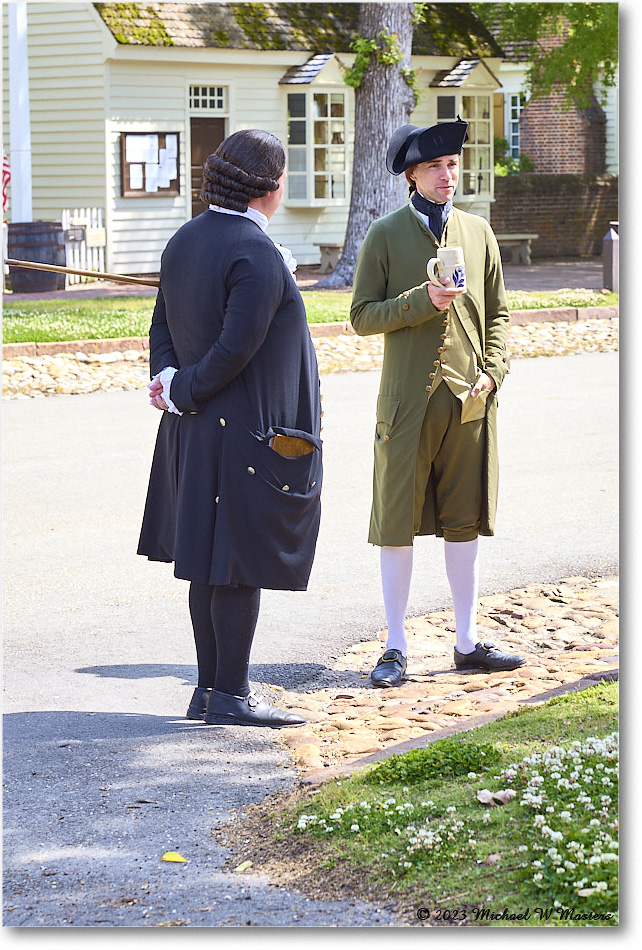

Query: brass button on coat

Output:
[282, 484, 290, 491]
[219, 417, 226, 426]
[429, 372, 436, 379]
[402, 304, 409, 311]
[247, 466, 255, 475]
[433, 359, 440, 367]
[437, 346, 445, 353]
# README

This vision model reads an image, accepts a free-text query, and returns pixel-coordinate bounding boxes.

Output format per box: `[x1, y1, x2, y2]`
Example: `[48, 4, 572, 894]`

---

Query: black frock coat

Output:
[137, 211, 323, 590]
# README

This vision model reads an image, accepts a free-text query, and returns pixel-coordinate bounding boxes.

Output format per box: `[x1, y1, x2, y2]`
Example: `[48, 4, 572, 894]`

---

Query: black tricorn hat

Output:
[386, 119, 469, 175]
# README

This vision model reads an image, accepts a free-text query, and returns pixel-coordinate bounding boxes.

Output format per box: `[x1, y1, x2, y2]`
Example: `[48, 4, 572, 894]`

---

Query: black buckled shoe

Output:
[454, 641, 525, 671]
[186, 686, 211, 720]
[204, 689, 306, 728]
[370, 649, 407, 688]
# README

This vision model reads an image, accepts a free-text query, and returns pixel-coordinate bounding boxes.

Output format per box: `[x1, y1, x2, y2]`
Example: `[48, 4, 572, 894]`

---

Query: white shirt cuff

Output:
[151, 366, 183, 415]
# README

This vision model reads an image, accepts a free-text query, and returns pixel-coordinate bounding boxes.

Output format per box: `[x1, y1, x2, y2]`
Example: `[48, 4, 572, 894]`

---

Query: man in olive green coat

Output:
[350, 120, 525, 687]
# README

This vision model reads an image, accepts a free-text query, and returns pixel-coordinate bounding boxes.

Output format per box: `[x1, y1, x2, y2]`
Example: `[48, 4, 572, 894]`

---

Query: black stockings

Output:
[188, 581, 261, 697]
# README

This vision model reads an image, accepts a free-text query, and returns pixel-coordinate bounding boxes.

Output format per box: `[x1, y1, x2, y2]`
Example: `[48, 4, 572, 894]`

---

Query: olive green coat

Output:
[350, 204, 510, 544]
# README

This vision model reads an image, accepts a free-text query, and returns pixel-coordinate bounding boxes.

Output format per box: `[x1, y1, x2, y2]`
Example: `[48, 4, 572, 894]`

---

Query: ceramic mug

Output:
[427, 246, 466, 292]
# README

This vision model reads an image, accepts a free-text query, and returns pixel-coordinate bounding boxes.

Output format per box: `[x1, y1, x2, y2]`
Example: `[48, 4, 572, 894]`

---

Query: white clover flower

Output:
[350, 823, 360, 832]
[467, 772, 477, 779]
[593, 881, 608, 892]
[560, 811, 572, 821]
[557, 867, 565, 874]
[481, 812, 491, 824]
[532, 860, 542, 868]
[518, 845, 527, 852]
[533, 872, 543, 883]
[446, 806, 457, 814]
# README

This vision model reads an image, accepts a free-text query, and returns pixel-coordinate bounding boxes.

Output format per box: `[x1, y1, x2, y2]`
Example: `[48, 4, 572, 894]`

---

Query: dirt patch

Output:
[212, 786, 472, 926]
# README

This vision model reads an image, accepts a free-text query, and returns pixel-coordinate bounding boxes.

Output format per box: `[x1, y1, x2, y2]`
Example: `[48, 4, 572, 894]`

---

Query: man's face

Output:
[407, 153, 460, 204]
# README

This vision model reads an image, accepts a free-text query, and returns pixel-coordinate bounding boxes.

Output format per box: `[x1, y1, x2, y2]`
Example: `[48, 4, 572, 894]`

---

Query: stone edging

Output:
[2, 305, 618, 360]
[298, 667, 619, 788]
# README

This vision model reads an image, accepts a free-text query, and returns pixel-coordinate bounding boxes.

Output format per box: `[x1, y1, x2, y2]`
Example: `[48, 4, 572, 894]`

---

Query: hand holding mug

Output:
[427, 246, 466, 293]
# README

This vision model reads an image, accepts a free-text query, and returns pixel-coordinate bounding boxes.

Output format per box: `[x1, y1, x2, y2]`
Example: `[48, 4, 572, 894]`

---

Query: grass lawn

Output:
[223, 681, 618, 927]
[2, 289, 617, 344]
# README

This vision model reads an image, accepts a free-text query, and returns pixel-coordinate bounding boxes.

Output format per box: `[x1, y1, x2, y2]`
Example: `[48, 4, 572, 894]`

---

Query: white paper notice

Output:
[145, 163, 160, 192]
[165, 134, 178, 158]
[129, 164, 144, 190]
[157, 148, 177, 187]
[125, 134, 159, 164]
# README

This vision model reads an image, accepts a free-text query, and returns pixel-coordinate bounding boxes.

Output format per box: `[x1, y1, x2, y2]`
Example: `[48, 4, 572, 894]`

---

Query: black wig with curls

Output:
[201, 129, 286, 212]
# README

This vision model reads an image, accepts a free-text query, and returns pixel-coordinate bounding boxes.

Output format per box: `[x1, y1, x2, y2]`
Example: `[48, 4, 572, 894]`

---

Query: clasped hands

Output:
[148, 375, 168, 411]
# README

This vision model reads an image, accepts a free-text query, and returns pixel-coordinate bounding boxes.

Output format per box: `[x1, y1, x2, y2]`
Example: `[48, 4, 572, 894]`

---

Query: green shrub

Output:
[364, 737, 501, 786]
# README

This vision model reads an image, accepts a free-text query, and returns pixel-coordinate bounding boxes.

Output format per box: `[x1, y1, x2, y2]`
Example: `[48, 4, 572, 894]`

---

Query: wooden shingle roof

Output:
[94, 2, 502, 57]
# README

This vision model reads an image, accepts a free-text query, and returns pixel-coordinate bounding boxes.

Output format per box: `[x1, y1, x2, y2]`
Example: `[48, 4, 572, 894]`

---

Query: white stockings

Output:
[444, 538, 479, 655]
[380, 538, 480, 657]
[380, 545, 413, 656]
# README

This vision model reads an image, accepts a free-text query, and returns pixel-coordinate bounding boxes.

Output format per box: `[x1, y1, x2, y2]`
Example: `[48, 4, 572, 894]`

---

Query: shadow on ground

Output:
[73, 661, 362, 692]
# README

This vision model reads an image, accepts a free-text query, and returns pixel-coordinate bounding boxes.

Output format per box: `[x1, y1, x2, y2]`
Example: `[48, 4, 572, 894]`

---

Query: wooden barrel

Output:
[7, 221, 67, 293]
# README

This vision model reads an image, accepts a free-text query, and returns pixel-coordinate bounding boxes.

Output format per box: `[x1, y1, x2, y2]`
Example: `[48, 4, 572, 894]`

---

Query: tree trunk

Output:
[316, 2, 416, 289]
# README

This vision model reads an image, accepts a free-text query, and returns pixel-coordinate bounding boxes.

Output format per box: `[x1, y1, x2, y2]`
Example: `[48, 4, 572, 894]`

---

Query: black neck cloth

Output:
[411, 190, 452, 242]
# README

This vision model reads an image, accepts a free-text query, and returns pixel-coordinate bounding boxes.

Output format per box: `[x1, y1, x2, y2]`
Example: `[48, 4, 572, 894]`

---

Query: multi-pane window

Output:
[438, 94, 491, 196]
[287, 91, 347, 202]
[461, 95, 491, 195]
[509, 93, 525, 157]
[189, 85, 227, 112]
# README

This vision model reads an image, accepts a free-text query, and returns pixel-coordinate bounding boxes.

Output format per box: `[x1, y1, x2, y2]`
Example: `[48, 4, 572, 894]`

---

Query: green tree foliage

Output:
[473, 2, 618, 107]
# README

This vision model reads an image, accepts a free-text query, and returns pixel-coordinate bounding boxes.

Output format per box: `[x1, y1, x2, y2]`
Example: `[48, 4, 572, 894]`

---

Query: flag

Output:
[2, 151, 10, 214]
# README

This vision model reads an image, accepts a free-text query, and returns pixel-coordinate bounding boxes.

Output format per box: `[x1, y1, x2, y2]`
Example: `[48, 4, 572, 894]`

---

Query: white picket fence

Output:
[61, 207, 106, 285]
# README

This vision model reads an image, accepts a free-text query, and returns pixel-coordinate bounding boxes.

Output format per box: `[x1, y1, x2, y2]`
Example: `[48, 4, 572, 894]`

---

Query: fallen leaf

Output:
[234, 860, 253, 873]
[267, 684, 283, 691]
[577, 888, 595, 897]
[477, 789, 497, 806]
[492, 789, 517, 805]
[161, 851, 187, 863]
[484, 854, 502, 865]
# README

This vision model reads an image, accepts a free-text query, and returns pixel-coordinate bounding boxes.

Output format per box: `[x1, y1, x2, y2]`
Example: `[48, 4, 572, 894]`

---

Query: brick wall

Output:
[490, 175, 618, 258]
[520, 91, 607, 175]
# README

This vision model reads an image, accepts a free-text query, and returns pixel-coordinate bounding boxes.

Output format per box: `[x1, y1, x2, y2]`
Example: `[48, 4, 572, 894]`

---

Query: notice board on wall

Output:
[120, 132, 180, 197]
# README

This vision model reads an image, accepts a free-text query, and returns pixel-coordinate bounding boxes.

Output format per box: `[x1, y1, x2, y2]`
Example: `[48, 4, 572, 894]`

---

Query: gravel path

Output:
[2, 317, 618, 399]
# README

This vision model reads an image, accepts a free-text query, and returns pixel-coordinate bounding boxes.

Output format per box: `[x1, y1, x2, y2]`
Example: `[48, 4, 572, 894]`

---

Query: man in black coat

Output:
[138, 130, 322, 728]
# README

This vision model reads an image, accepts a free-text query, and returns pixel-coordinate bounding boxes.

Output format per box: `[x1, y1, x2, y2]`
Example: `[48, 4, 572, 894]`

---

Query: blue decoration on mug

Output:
[452, 266, 465, 289]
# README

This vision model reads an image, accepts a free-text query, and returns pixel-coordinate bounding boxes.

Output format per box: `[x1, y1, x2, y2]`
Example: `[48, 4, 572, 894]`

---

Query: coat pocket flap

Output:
[376, 394, 402, 426]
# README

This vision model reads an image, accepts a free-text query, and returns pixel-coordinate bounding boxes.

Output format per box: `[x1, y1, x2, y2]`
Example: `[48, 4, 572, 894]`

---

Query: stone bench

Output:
[495, 233, 538, 266]
[314, 242, 344, 274]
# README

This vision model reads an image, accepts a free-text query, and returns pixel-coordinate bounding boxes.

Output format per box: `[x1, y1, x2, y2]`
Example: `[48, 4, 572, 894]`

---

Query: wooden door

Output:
[191, 117, 225, 217]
